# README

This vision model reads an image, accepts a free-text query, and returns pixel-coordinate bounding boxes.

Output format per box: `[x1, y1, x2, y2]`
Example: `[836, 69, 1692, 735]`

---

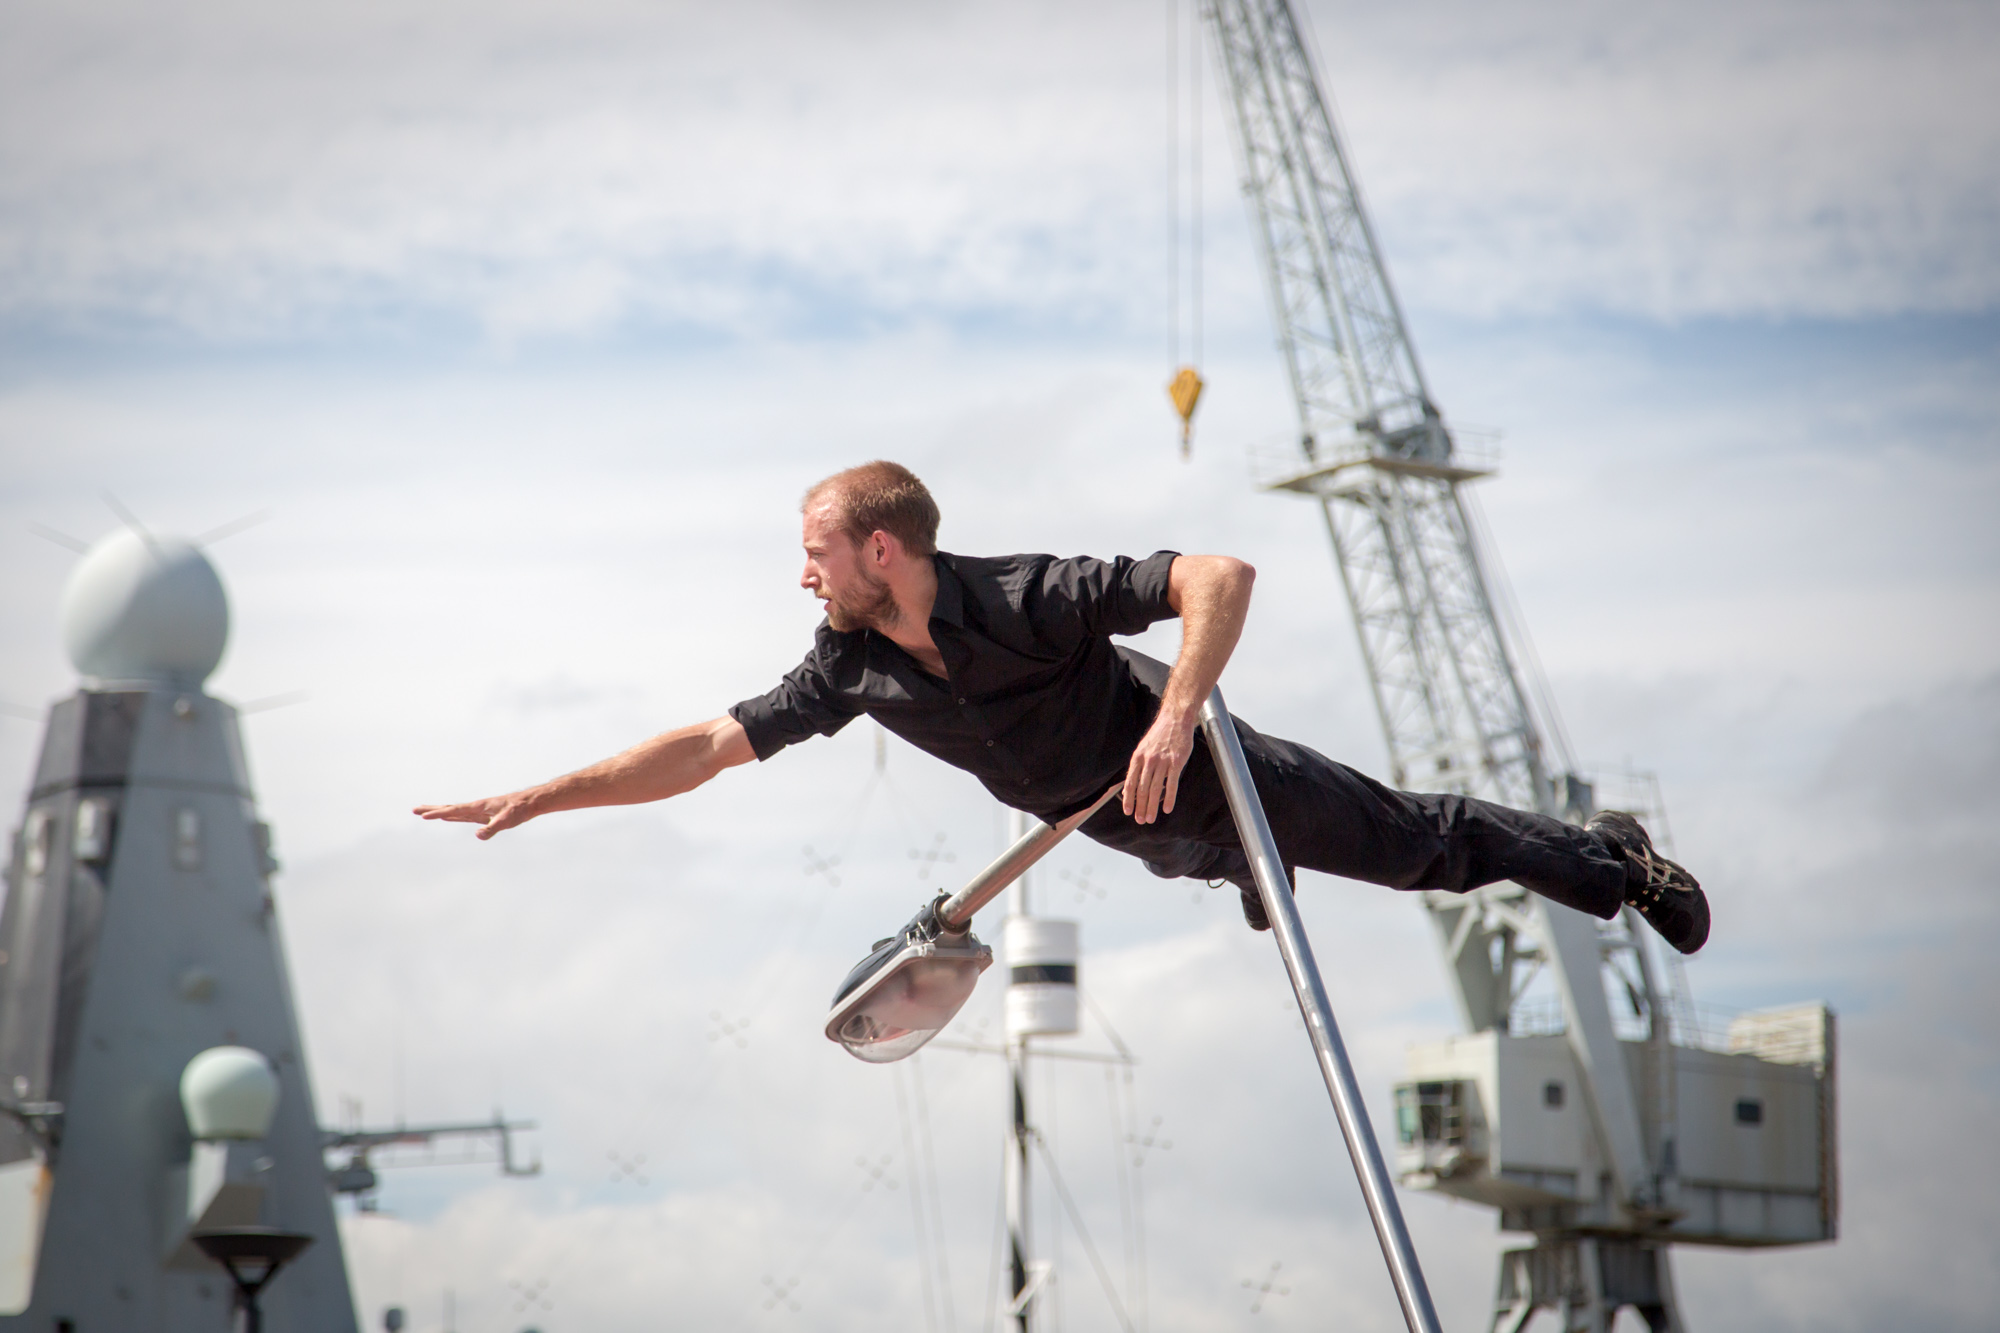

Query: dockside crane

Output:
[1195, 3, 1838, 1328]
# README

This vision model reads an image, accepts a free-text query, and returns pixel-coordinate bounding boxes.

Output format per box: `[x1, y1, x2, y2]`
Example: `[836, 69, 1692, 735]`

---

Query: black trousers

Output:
[1077, 714, 1626, 920]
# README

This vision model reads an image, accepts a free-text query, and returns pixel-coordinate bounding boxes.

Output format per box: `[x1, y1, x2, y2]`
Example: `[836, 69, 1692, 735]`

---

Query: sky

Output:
[2, 0, 1998, 1329]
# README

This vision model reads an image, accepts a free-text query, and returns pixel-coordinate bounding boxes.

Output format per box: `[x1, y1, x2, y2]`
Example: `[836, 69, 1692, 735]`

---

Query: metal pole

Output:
[1005, 1044, 1033, 1331]
[1198, 688, 1444, 1333]
[1005, 808, 1035, 1332]
[938, 785, 1121, 931]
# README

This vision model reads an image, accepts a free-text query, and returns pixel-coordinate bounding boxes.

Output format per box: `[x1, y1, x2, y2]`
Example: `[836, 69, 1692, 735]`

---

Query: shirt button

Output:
[958, 698, 968, 705]
[1020, 779, 1029, 787]
[985, 740, 995, 747]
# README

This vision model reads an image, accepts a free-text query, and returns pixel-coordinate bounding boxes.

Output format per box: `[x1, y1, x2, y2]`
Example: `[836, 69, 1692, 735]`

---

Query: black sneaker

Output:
[1586, 810, 1709, 954]
[1213, 869, 1293, 932]
[1206, 876, 1271, 930]
[1237, 882, 1271, 932]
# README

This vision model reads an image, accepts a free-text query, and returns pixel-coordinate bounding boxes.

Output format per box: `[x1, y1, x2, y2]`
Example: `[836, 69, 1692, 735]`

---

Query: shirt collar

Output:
[928, 553, 965, 629]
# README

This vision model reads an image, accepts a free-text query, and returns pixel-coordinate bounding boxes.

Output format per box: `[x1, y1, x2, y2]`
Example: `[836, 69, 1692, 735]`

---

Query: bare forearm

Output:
[523, 717, 751, 815]
[1160, 555, 1255, 725]
[416, 716, 753, 839]
[1123, 554, 1254, 823]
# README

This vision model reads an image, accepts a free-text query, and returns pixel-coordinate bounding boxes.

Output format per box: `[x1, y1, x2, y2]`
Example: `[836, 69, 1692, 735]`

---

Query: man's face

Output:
[801, 502, 897, 632]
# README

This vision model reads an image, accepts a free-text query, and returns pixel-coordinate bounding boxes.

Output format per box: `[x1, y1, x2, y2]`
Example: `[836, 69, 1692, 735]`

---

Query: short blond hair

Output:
[803, 461, 940, 556]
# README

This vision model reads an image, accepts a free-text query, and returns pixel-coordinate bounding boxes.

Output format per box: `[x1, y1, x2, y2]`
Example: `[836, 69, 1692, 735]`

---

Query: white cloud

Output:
[0, 0, 1994, 343]
[1316, 0, 2000, 319]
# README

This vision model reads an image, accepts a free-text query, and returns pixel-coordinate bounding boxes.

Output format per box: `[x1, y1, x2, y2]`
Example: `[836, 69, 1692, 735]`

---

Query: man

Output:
[417, 461, 1708, 953]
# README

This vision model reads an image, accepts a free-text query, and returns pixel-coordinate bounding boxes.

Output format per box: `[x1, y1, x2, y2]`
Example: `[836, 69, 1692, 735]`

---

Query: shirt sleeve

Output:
[728, 640, 863, 761]
[1027, 550, 1181, 647]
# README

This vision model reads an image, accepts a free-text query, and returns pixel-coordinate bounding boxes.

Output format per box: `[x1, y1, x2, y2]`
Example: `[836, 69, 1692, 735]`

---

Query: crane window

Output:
[1394, 1081, 1469, 1146]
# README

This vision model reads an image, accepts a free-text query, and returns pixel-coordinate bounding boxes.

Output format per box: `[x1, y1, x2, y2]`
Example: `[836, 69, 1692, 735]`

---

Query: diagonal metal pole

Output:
[1199, 687, 1444, 1333]
[937, 784, 1123, 931]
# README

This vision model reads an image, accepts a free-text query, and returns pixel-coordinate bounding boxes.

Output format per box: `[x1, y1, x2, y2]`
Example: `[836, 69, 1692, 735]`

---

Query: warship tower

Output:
[0, 527, 354, 1329]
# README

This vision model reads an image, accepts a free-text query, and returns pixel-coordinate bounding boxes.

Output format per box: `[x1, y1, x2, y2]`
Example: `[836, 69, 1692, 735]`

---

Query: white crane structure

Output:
[1196, 2, 1838, 1329]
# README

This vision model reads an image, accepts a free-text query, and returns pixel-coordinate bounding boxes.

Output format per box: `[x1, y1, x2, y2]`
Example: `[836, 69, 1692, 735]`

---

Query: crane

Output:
[1194, 2, 1837, 1329]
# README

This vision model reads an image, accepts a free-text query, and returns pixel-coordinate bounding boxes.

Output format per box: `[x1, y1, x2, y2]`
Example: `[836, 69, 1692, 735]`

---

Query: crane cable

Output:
[1167, 0, 1205, 458]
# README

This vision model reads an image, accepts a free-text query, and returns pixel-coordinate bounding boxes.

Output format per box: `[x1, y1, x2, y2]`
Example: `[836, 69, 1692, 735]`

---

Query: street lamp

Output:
[193, 1227, 314, 1333]
[824, 689, 1445, 1333]
[825, 785, 1121, 1061]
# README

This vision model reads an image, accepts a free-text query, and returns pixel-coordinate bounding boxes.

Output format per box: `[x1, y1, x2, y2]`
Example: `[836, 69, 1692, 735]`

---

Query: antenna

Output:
[25, 523, 89, 554]
[99, 490, 153, 543]
[193, 509, 274, 547]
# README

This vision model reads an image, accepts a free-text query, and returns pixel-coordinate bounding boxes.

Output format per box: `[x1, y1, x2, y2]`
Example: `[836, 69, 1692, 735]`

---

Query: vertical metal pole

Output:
[1004, 809, 1034, 1331]
[1005, 1049, 1033, 1332]
[1197, 688, 1444, 1333]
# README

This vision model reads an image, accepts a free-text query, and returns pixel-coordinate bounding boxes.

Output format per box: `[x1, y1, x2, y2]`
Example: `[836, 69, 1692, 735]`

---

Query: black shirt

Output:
[730, 550, 1181, 819]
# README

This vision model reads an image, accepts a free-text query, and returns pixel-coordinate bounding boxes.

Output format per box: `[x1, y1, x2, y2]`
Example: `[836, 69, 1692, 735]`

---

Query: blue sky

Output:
[2, 0, 1997, 1329]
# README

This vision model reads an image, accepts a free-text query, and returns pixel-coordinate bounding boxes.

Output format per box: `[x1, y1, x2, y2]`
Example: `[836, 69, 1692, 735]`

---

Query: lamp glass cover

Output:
[834, 952, 986, 1063]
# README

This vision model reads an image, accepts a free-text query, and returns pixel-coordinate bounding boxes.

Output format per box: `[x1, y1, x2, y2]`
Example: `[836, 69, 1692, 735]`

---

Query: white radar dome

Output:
[180, 1046, 280, 1140]
[59, 529, 229, 687]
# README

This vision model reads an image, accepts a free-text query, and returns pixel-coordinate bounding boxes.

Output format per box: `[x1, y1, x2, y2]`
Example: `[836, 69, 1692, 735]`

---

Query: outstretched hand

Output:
[1122, 706, 1196, 825]
[413, 794, 536, 841]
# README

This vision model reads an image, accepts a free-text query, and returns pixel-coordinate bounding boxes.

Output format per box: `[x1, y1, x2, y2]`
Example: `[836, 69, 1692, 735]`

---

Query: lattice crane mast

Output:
[1197, 3, 1837, 1330]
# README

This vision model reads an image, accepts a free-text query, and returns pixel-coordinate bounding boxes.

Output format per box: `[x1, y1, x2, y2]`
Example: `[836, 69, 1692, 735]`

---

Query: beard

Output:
[825, 568, 900, 632]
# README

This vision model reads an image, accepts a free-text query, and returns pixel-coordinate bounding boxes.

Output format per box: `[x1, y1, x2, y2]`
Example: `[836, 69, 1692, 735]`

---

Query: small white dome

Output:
[59, 529, 229, 687]
[180, 1046, 280, 1140]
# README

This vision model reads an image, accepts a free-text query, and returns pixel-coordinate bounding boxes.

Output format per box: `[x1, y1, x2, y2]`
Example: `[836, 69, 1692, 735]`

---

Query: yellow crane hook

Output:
[1168, 365, 1204, 460]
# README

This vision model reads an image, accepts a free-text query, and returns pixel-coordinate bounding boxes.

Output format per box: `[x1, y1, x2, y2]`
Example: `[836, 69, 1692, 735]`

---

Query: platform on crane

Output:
[1393, 1003, 1837, 1248]
[1261, 450, 1495, 494]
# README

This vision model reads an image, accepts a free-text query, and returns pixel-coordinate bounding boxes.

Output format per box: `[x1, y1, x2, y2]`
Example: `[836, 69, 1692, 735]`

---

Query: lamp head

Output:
[825, 897, 991, 1063]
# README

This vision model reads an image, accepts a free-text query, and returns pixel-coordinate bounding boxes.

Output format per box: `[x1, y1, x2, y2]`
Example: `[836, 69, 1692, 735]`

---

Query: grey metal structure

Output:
[1199, 2, 1836, 1329]
[0, 527, 544, 1328]
[0, 530, 356, 1329]
[323, 1113, 540, 1210]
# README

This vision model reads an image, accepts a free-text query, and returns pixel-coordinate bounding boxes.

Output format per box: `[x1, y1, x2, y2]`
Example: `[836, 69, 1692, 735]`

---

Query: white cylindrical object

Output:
[180, 1046, 280, 1140]
[1004, 917, 1079, 1040]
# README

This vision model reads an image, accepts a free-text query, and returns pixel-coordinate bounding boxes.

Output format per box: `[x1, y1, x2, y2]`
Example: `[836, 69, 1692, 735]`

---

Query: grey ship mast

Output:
[0, 521, 542, 1329]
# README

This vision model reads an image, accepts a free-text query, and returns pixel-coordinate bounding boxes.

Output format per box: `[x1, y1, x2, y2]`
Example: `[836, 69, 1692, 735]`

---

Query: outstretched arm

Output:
[415, 716, 756, 840]
[1123, 554, 1256, 824]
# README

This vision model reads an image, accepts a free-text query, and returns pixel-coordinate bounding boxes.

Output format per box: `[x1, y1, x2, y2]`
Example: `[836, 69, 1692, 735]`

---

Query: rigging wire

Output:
[1080, 985, 1144, 1324]
[1103, 1068, 1137, 1320]
[913, 1056, 959, 1333]
[1031, 1133, 1137, 1333]
[1046, 1057, 1064, 1333]
[1166, 0, 1178, 372]
[751, 1133, 902, 1322]
[1460, 487, 1580, 777]
[1082, 985, 1152, 1331]
[1190, 0, 1202, 374]
[982, 1129, 1009, 1333]
[1165, 0, 1206, 455]
[895, 1065, 942, 1333]
[613, 765, 884, 1160]
[1120, 1066, 1150, 1333]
